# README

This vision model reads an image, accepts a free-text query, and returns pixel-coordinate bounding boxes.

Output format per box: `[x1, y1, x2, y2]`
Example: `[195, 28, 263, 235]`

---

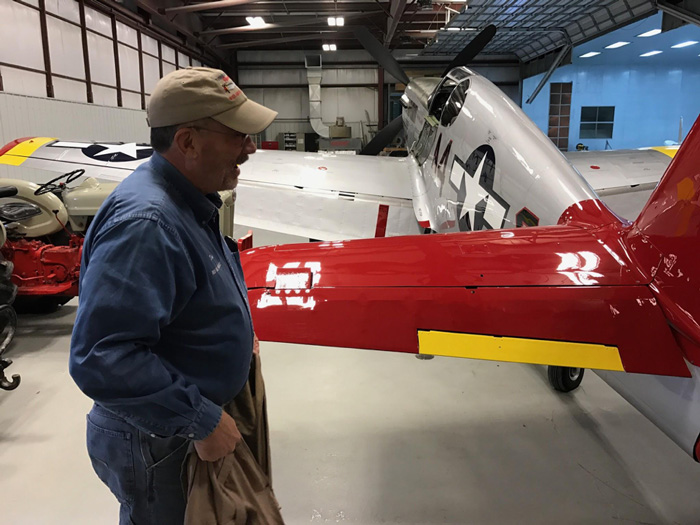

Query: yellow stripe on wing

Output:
[0, 137, 56, 166]
[418, 330, 625, 371]
[650, 146, 679, 159]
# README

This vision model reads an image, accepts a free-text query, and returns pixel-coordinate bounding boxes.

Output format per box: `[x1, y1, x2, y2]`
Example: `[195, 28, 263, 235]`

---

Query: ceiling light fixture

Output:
[330, 44, 337, 51]
[245, 16, 265, 27]
[640, 50, 663, 57]
[637, 29, 661, 37]
[671, 40, 698, 48]
[605, 41, 630, 49]
[579, 51, 601, 58]
[322, 44, 330, 51]
[328, 17, 344, 26]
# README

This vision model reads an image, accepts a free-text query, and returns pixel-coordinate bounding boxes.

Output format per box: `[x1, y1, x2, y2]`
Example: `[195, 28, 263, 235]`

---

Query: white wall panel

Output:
[239, 49, 373, 64]
[321, 87, 377, 124]
[0, 67, 46, 98]
[45, 0, 80, 24]
[178, 51, 189, 68]
[142, 34, 158, 56]
[88, 32, 116, 85]
[53, 77, 86, 103]
[162, 61, 176, 76]
[193, 59, 202, 68]
[121, 91, 141, 110]
[116, 21, 137, 47]
[143, 55, 160, 94]
[0, 92, 148, 182]
[118, 44, 140, 92]
[244, 84, 376, 140]
[92, 85, 117, 107]
[0, 2, 44, 70]
[256, 88, 308, 119]
[48, 16, 85, 79]
[162, 45, 175, 64]
[239, 69, 305, 85]
[84, 6, 111, 37]
[23, 0, 39, 6]
[240, 68, 378, 87]
[322, 68, 377, 85]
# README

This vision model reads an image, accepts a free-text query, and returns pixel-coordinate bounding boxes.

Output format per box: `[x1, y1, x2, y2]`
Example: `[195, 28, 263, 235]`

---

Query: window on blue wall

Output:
[580, 106, 615, 139]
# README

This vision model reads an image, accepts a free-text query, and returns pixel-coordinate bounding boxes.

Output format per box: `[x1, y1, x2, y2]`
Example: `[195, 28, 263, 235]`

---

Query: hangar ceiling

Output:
[143, 1, 678, 63]
[425, 0, 657, 61]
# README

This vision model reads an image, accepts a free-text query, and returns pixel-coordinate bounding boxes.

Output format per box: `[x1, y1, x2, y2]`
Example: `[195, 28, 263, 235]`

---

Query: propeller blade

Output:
[360, 116, 404, 156]
[354, 27, 410, 85]
[441, 24, 497, 77]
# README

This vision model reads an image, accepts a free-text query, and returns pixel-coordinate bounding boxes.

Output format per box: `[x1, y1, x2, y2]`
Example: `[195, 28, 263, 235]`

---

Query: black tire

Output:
[0, 282, 17, 306]
[0, 304, 17, 357]
[13, 295, 72, 314]
[0, 259, 13, 280]
[547, 366, 584, 393]
[0, 258, 17, 306]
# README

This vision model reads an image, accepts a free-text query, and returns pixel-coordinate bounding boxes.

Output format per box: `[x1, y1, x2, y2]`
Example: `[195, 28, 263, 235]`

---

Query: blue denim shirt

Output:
[70, 153, 254, 440]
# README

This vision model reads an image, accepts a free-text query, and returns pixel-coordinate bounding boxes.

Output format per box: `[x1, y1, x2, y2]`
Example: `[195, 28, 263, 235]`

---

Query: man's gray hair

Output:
[150, 125, 179, 153]
[150, 118, 215, 153]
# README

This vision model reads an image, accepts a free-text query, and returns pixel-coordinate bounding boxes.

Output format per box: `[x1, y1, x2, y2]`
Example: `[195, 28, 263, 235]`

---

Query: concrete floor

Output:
[1, 228, 700, 524]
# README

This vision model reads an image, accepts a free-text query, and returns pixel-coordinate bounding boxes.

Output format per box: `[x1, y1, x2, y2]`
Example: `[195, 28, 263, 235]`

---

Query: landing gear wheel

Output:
[547, 366, 584, 393]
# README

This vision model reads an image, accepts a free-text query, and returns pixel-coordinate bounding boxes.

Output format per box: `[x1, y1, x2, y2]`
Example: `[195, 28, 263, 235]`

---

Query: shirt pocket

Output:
[86, 414, 136, 506]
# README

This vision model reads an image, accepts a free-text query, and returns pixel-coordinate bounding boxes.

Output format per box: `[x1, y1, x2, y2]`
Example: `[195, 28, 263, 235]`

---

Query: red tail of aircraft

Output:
[624, 129, 700, 368]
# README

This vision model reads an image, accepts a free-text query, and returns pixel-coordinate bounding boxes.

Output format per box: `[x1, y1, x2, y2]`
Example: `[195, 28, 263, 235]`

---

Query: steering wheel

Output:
[34, 169, 86, 196]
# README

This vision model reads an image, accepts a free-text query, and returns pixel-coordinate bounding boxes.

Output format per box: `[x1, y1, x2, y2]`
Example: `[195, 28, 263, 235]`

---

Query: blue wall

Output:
[523, 64, 700, 151]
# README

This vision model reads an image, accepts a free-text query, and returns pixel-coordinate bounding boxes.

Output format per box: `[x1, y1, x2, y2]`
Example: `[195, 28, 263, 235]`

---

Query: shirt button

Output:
[188, 433, 195, 438]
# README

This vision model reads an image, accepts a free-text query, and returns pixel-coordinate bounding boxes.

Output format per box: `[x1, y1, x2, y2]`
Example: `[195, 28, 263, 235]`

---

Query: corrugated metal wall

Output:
[0, 92, 148, 182]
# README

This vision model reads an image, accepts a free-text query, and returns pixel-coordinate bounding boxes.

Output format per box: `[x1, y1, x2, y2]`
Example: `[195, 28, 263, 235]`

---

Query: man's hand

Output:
[194, 410, 241, 462]
[253, 333, 260, 356]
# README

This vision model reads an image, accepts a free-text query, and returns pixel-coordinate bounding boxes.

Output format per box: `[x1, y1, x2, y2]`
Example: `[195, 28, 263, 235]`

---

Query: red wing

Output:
[241, 199, 689, 377]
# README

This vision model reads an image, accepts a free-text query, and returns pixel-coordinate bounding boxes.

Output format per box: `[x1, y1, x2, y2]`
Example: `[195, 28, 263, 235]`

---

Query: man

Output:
[70, 67, 277, 524]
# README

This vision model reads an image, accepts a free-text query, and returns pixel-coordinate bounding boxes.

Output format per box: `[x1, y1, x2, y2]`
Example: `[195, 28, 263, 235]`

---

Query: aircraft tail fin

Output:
[626, 115, 700, 358]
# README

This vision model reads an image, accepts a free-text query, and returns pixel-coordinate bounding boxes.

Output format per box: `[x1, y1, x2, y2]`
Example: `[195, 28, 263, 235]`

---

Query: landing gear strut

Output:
[547, 366, 584, 393]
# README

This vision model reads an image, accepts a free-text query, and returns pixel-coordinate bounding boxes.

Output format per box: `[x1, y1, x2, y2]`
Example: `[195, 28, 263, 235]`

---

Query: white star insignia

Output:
[95, 143, 151, 160]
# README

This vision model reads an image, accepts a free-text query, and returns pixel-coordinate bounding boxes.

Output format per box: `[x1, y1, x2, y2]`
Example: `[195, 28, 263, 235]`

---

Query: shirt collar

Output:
[151, 152, 222, 225]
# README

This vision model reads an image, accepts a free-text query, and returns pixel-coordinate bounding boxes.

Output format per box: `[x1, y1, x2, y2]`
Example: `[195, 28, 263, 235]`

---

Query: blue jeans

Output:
[86, 404, 190, 525]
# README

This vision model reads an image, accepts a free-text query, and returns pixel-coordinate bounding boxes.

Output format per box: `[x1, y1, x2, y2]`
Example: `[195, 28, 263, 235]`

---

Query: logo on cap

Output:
[218, 73, 243, 102]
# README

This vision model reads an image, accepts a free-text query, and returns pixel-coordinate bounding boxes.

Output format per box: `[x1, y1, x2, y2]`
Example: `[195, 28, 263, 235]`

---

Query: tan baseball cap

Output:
[147, 67, 277, 134]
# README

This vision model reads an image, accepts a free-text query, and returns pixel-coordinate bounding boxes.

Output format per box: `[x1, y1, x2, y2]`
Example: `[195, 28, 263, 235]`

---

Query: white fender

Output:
[0, 178, 68, 237]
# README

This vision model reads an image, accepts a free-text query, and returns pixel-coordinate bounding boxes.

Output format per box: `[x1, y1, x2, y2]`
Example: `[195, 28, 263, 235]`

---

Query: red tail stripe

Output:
[374, 204, 389, 238]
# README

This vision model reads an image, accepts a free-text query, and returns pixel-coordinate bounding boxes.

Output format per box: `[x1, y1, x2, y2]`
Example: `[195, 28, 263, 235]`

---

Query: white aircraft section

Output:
[415, 69, 598, 232]
[566, 148, 674, 195]
[596, 362, 700, 459]
[236, 150, 420, 239]
[239, 149, 413, 199]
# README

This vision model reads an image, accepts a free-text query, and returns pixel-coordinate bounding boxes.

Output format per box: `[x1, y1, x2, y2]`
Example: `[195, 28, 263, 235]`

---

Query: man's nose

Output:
[244, 136, 257, 154]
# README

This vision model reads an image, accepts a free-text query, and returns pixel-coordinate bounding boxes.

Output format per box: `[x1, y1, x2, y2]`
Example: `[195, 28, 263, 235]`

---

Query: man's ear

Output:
[173, 127, 198, 159]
